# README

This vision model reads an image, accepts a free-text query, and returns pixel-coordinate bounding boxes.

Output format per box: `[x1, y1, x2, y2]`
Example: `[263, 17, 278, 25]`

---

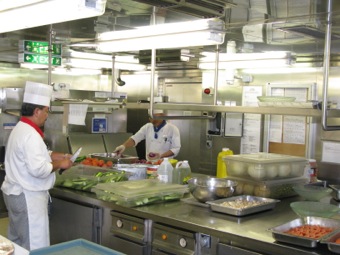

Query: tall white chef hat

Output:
[23, 81, 53, 107]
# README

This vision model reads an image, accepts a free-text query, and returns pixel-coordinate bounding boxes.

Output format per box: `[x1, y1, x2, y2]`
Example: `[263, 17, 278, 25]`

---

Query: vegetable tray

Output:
[92, 179, 189, 207]
[268, 217, 340, 248]
[55, 165, 130, 192]
[206, 195, 280, 216]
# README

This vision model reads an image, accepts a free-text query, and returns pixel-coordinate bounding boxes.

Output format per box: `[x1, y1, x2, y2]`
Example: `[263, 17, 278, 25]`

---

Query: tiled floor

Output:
[0, 217, 8, 237]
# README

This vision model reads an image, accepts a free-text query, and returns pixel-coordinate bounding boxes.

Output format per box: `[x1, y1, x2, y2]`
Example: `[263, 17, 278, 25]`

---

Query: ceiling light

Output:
[52, 67, 102, 75]
[0, 0, 44, 11]
[198, 51, 294, 69]
[93, 18, 225, 53]
[64, 58, 147, 71]
[0, 0, 107, 33]
[65, 50, 139, 63]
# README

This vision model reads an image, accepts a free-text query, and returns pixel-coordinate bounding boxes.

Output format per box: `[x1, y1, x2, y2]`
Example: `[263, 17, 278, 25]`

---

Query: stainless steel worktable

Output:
[49, 187, 339, 255]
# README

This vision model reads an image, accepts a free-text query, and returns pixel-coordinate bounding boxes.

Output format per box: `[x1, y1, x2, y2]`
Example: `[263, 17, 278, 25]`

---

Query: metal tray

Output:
[269, 217, 340, 248]
[330, 185, 340, 201]
[206, 195, 280, 216]
[320, 229, 340, 254]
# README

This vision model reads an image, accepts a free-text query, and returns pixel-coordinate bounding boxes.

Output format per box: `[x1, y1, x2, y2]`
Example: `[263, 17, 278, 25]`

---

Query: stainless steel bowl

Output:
[89, 153, 138, 164]
[188, 177, 237, 203]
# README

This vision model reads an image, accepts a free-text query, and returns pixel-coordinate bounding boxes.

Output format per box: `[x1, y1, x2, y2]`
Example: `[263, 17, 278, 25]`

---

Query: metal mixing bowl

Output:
[188, 177, 237, 203]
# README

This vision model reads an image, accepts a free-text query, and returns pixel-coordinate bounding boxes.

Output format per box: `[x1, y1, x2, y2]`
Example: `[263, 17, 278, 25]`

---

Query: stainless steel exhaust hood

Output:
[0, 88, 23, 116]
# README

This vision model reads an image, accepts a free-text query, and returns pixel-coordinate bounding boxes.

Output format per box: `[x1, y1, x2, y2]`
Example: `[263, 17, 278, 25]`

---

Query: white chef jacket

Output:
[131, 121, 181, 158]
[2, 121, 55, 195]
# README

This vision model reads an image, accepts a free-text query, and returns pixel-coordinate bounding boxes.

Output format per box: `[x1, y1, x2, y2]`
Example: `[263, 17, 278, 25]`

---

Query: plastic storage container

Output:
[55, 164, 130, 192]
[30, 238, 125, 255]
[223, 153, 307, 181]
[216, 148, 233, 178]
[228, 176, 308, 199]
[173, 160, 192, 184]
[113, 163, 149, 180]
[92, 179, 188, 207]
[157, 158, 173, 183]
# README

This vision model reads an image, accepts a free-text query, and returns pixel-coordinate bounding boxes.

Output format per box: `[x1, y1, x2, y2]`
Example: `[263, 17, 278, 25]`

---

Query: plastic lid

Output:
[163, 158, 169, 161]
[222, 148, 229, 151]
[309, 159, 317, 162]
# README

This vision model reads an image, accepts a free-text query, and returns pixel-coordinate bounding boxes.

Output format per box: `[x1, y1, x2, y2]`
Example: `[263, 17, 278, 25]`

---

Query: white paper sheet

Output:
[322, 141, 340, 164]
[68, 104, 88, 125]
[241, 86, 262, 153]
[269, 115, 283, 142]
[282, 116, 306, 144]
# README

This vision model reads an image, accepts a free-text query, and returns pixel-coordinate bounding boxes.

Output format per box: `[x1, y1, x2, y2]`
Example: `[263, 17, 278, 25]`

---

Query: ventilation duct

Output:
[131, 0, 233, 18]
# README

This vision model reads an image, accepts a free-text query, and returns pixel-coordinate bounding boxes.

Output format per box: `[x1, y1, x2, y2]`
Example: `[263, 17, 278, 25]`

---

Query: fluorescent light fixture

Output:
[65, 50, 139, 63]
[243, 67, 320, 74]
[198, 59, 292, 69]
[52, 67, 102, 75]
[64, 58, 147, 71]
[0, 0, 107, 33]
[20, 63, 49, 69]
[0, 0, 44, 11]
[94, 18, 225, 53]
[198, 51, 294, 69]
[200, 51, 291, 61]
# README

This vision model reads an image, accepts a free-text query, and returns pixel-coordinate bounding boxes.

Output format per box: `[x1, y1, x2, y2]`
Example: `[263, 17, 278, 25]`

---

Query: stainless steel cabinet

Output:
[49, 197, 102, 244]
[217, 243, 263, 255]
[109, 211, 152, 255]
[152, 223, 197, 255]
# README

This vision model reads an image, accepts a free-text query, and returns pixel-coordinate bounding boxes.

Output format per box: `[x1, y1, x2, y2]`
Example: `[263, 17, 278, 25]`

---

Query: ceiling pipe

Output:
[148, 7, 216, 120]
[48, 25, 55, 86]
[321, 0, 339, 130]
[111, 53, 116, 97]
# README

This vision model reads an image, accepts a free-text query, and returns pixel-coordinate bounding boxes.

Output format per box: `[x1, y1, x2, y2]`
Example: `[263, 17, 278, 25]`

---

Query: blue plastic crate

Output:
[30, 239, 126, 255]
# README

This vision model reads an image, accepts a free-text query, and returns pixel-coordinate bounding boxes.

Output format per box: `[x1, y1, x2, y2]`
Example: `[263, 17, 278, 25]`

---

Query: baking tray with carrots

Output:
[268, 216, 340, 248]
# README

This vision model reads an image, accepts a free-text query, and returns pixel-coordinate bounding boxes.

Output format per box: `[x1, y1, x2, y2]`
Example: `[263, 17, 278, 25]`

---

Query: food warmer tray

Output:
[206, 195, 280, 216]
[269, 216, 340, 248]
[321, 228, 340, 254]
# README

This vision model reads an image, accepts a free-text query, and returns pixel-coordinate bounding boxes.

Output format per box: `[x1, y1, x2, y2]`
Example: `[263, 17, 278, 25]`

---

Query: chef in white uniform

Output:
[1, 81, 73, 251]
[114, 110, 181, 160]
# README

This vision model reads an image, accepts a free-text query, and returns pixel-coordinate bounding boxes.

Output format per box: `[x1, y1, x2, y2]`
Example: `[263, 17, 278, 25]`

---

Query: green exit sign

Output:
[23, 40, 62, 55]
[20, 53, 62, 66]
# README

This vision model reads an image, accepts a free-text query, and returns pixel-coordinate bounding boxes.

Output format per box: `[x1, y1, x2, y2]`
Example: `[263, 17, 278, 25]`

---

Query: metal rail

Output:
[321, 0, 340, 130]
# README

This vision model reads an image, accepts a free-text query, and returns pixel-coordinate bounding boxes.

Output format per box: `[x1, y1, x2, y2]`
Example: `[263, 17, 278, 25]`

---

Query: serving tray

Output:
[206, 195, 280, 216]
[321, 229, 340, 254]
[269, 217, 340, 248]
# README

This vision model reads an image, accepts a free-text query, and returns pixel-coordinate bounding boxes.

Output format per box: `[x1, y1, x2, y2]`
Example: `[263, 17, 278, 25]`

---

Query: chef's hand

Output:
[60, 159, 73, 169]
[147, 152, 160, 161]
[114, 145, 126, 156]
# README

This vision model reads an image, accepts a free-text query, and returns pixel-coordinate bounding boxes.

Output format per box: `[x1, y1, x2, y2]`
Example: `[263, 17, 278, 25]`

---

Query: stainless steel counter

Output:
[49, 187, 339, 255]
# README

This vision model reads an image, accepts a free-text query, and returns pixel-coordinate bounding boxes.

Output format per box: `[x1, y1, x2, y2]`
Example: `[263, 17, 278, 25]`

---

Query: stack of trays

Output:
[227, 176, 308, 199]
[223, 153, 307, 181]
[92, 179, 189, 207]
[223, 153, 308, 199]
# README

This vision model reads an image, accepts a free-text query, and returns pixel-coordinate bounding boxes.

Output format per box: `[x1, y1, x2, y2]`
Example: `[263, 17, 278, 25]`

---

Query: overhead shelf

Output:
[126, 102, 334, 117]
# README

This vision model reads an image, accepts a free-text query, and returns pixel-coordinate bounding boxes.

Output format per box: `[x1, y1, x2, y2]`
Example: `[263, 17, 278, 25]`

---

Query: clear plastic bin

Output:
[92, 179, 189, 207]
[55, 164, 130, 192]
[228, 176, 308, 199]
[223, 153, 307, 181]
